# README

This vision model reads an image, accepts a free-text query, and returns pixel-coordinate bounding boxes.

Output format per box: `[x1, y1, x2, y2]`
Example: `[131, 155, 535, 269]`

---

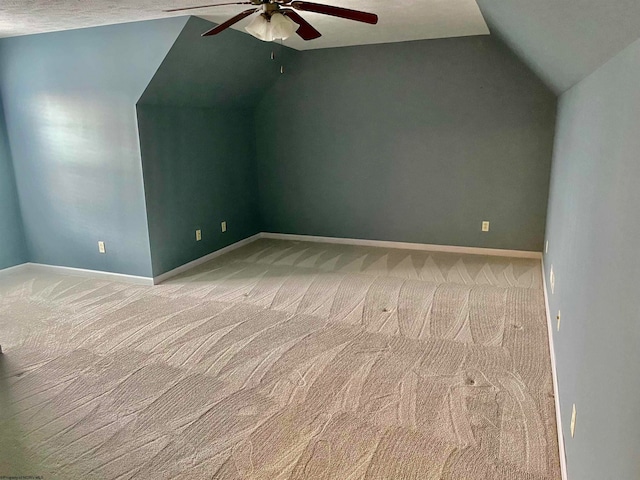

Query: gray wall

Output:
[137, 105, 260, 277]
[0, 95, 27, 270]
[256, 36, 556, 251]
[0, 17, 187, 277]
[139, 16, 296, 109]
[0, 19, 558, 277]
[137, 17, 296, 277]
[544, 37, 640, 480]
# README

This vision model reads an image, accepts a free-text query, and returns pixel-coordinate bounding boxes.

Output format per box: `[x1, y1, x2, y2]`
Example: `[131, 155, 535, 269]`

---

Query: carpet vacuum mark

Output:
[0, 239, 560, 479]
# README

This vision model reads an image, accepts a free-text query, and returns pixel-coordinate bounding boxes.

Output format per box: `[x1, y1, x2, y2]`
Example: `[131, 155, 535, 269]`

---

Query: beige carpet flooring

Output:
[0, 239, 561, 479]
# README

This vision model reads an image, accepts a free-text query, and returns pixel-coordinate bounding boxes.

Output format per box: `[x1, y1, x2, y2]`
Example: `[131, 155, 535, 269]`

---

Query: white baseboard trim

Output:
[541, 259, 568, 480]
[2, 235, 262, 287]
[24, 263, 154, 286]
[3, 233, 541, 286]
[0, 262, 29, 277]
[260, 232, 542, 259]
[153, 233, 261, 284]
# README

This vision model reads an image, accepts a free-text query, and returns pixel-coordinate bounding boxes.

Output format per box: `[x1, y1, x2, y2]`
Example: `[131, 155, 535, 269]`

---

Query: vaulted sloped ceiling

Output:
[139, 16, 297, 108]
[4, 1, 639, 96]
[476, 0, 640, 93]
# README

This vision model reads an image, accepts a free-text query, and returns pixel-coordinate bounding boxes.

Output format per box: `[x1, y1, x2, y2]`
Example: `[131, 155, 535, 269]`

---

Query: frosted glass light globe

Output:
[245, 12, 298, 41]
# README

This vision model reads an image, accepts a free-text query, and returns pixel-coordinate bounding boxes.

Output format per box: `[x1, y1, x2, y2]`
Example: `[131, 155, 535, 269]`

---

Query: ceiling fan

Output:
[164, 0, 379, 42]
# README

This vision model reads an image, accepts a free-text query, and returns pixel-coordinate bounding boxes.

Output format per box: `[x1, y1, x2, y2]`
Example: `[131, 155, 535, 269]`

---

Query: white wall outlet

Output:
[98, 241, 106, 254]
[481, 221, 490, 232]
[557, 310, 561, 331]
[550, 265, 555, 294]
[196, 229, 202, 242]
[221, 221, 227, 233]
[545, 240, 549, 253]
[570, 404, 577, 438]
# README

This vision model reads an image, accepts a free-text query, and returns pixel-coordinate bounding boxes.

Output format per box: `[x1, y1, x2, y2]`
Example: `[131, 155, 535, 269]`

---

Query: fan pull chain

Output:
[280, 38, 284, 74]
[269, 49, 283, 73]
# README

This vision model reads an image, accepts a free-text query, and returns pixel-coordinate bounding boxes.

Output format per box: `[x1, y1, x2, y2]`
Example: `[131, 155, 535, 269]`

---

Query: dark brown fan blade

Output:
[201, 8, 257, 36]
[290, 1, 378, 24]
[281, 9, 322, 40]
[164, 2, 253, 13]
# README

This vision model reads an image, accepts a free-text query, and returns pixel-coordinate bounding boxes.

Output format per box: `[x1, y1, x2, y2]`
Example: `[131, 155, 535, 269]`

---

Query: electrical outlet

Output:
[98, 241, 106, 254]
[550, 265, 555, 294]
[221, 221, 227, 233]
[545, 240, 549, 253]
[570, 404, 577, 438]
[196, 229, 202, 242]
[557, 310, 561, 331]
[481, 221, 490, 232]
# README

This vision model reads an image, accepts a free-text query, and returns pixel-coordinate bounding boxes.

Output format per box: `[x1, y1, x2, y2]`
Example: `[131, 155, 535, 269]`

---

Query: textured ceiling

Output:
[199, 0, 490, 50]
[0, 0, 489, 49]
[477, 0, 640, 93]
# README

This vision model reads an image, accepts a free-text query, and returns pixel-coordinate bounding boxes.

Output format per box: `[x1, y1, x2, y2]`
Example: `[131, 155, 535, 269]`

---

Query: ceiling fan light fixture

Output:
[245, 12, 298, 42]
[269, 12, 298, 40]
[245, 14, 269, 40]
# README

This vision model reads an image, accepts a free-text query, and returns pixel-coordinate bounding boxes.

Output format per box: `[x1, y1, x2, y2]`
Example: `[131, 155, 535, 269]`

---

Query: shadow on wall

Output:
[137, 16, 296, 277]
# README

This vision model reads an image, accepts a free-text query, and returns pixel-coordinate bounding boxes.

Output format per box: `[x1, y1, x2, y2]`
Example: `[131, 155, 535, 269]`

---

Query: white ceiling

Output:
[0, 0, 489, 49]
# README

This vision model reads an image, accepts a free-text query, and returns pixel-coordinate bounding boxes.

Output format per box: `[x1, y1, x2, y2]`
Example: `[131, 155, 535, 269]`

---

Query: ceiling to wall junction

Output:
[138, 16, 296, 108]
[4, 1, 640, 96]
[476, 0, 640, 92]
